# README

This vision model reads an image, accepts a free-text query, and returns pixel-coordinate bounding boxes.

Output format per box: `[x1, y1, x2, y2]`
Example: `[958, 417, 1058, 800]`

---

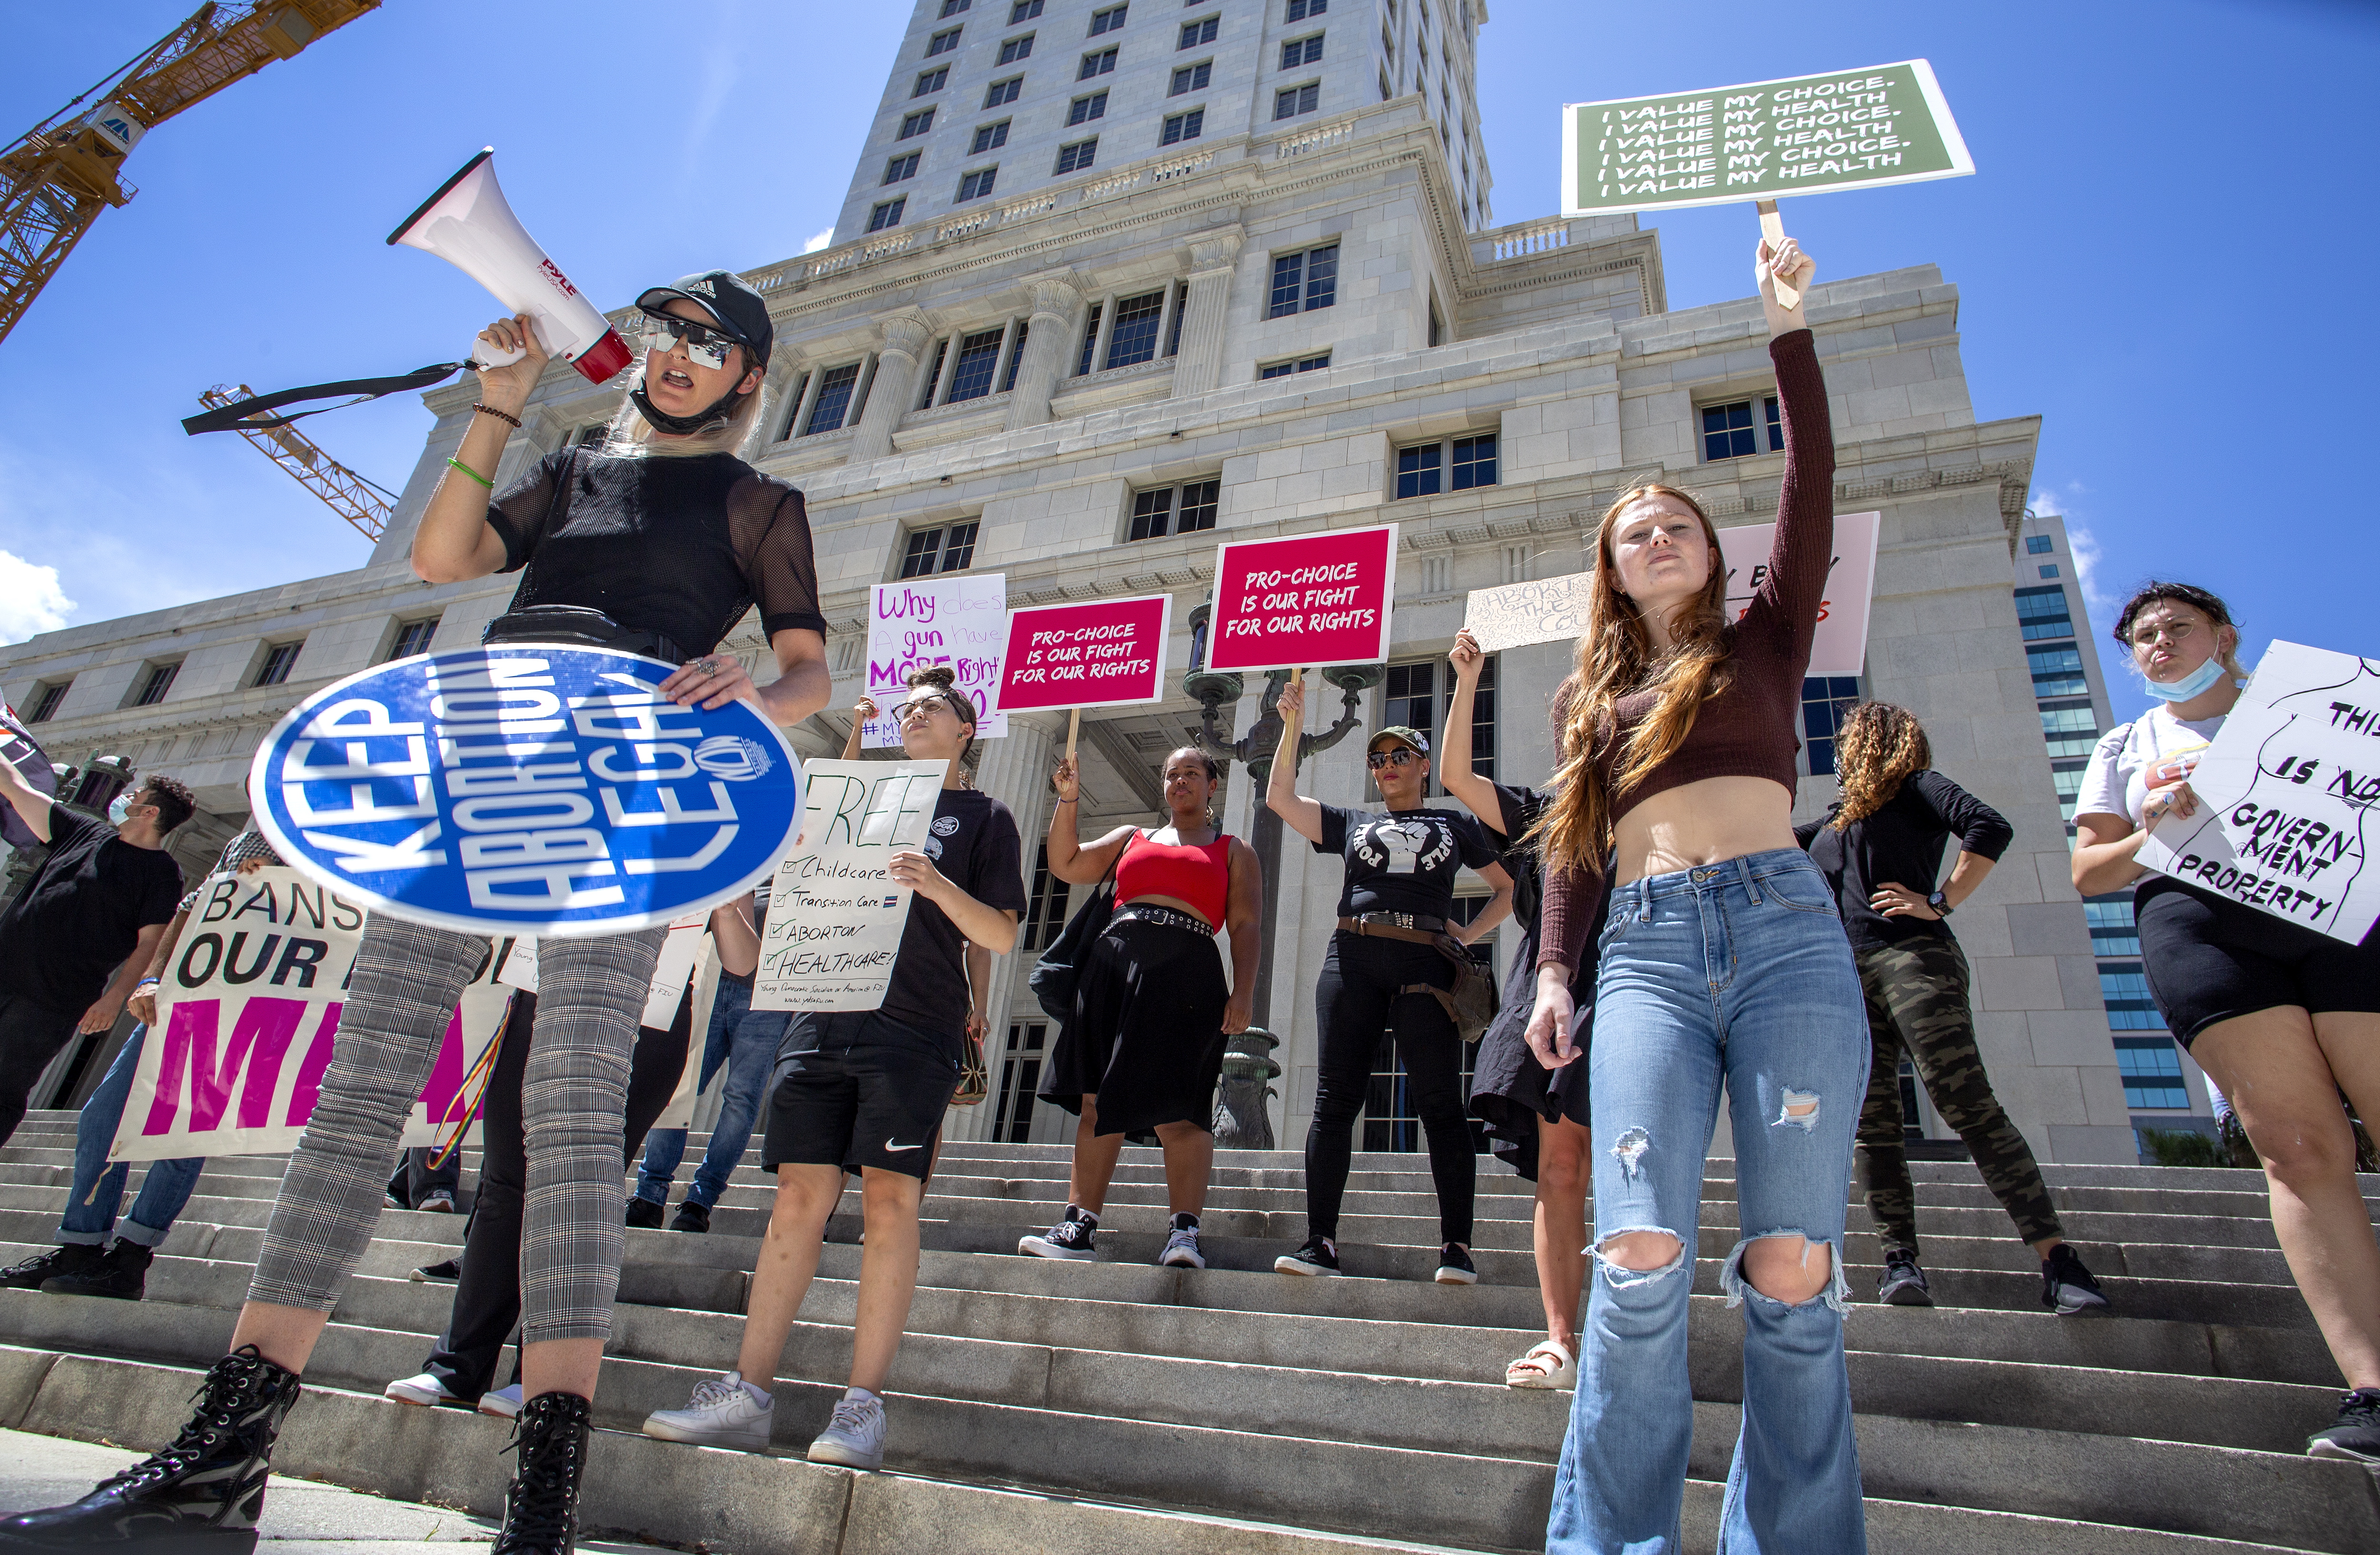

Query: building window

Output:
[915, 67, 949, 95]
[883, 152, 920, 184]
[1180, 16, 1218, 47]
[1162, 107, 1205, 143]
[957, 166, 999, 200]
[1009, 0, 1042, 20]
[254, 642, 303, 688]
[1055, 138, 1098, 174]
[27, 682, 69, 722]
[2014, 584, 2074, 642]
[1129, 477, 1221, 540]
[899, 521, 981, 578]
[1080, 46, 1118, 77]
[1281, 33, 1324, 69]
[574, 423, 611, 447]
[1287, 0, 1326, 16]
[1275, 81, 1321, 119]
[1451, 433, 1497, 489]
[2102, 969, 2165, 1031]
[1394, 433, 1496, 498]
[1383, 661, 1441, 795]
[2052, 761, 2089, 822]
[945, 327, 1010, 403]
[1258, 352, 1331, 378]
[2039, 563, 2060, 578]
[2028, 644, 2089, 699]
[915, 339, 950, 410]
[1267, 243, 1338, 316]
[2116, 1037, 2190, 1108]
[899, 109, 936, 139]
[1090, 3, 1128, 33]
[1068, 91, 1108, 125]
[2086, 897, 2142, 958]
[868, 197, 906, 232]
[985, 75, 1023, 108]
[387, 619, 439, 661]
[1103, 288, 1164, 367]
[134, 662, 180, 708]
[1701, 395, 1783, 461]
[1395, 442, 1441, 498]
[1467, 652, 1499, 781]
[1021, 843, 1073, 951]
[2041, 705, 2099, 758]
[1171, 60, 1211, 93]
[804, 362, 864, 434]
[1002, 321, 1031, 391]
[994, 1021, 1046, 1141]
[1165, 279, 1188, 356]
[1000, 33, 1035, 63]
[1074, 302, 1103, 375]
[927, 27, 963, 56]
[971, 120, 1011, 154]
[2026, 534, 2054, 555]
[1800, 676, 1864, 776]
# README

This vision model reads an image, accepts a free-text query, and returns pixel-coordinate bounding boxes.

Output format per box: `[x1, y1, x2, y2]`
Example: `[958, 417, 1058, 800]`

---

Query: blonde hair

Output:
[1831, 702, 1931, 831]
[602, 346, 772, 460]
[1533, 484, 1735, 874]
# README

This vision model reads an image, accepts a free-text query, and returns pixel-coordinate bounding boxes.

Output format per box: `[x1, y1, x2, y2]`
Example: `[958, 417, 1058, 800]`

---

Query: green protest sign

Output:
[1561, 60, 1972, 218]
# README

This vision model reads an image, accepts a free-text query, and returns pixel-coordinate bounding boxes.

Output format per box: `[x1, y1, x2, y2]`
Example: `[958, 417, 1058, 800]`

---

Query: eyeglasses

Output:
[1365, 748, 1420, 770]
[900, 691, 970, 724]
[636, 313, 741, 371]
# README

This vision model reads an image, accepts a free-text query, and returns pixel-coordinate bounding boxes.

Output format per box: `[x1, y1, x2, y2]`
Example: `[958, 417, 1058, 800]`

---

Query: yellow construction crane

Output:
[198, 383, 395, 541]
[0, 1, 379, 347]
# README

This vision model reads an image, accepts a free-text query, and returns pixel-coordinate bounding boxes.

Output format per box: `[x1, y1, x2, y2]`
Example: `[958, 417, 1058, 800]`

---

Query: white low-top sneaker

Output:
[642, 1371, 774, 1451]
[383, 1372, 464, 1407]
[807, 1388, 886, 1470]
[477, 1382, 524, 1419]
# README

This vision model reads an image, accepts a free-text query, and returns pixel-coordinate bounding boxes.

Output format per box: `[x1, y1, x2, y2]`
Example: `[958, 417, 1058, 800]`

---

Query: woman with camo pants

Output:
[1796, 701, 2113, 1316]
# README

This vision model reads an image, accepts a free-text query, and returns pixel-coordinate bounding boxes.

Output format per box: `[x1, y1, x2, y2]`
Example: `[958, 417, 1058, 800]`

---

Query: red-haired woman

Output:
[1531, 230, 1869, 1553]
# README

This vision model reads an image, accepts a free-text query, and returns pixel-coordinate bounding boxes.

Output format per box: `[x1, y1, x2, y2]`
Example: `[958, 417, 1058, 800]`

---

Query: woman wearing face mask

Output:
[1021, 746, 1263, 1271]
[1, 273, 832, 1555]
[1266, 683, 1514, 1285]
[1528, 230, 1871, 1554]
[2073, 583, 2380, 1463]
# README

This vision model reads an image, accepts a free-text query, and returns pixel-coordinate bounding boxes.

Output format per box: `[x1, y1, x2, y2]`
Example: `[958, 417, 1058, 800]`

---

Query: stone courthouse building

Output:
[0, 0, 2135, 1163]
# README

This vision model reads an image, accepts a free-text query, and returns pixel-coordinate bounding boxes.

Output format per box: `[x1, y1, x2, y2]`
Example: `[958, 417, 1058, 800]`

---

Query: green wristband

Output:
[446, 456, 495, 488]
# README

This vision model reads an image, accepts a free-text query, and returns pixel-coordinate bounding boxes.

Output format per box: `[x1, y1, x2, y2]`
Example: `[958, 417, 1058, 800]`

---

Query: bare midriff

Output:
[1611, 775, 1798, 885]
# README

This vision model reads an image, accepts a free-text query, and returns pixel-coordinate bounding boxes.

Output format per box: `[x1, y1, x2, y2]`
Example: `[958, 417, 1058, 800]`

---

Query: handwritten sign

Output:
[2138, 642, 2380, 946]
[999, 594, 1173, 712]
[753, 760, 947, 1012]
[1562, 61, 1972, 218]
[863, 576, 1010, 749]
[109, 868, 511, 1162]
[1463, 573, 1597, 655]
[1208, 525, 1397, 674]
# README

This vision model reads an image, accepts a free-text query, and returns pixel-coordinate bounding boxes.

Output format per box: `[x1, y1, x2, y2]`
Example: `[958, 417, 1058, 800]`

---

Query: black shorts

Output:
[2137, 876, 2380, 1048]
[763, 1010, 962, 1181]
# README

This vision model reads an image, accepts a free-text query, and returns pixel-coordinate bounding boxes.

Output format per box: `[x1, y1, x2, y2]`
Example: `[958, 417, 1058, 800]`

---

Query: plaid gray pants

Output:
[247, 913, 665, 1344]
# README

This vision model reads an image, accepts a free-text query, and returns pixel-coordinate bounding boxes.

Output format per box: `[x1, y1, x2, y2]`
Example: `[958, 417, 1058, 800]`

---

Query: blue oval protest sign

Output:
[249, 645, 802, 937]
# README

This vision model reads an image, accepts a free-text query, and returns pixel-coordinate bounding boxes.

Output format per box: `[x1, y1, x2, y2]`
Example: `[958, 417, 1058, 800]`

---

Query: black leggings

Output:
[1306, 932, 1474, 1247]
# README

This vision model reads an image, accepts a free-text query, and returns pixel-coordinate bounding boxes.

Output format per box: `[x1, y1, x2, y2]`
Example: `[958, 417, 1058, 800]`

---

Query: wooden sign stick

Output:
[1756, 199, 1805, 312]
[1064, 706, 1081, 765]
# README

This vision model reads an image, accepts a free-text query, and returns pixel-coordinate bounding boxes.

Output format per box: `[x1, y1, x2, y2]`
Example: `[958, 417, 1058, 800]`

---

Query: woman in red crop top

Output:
[1022, 747, 1262, 1271]
[1533, 232, 1873, 1555]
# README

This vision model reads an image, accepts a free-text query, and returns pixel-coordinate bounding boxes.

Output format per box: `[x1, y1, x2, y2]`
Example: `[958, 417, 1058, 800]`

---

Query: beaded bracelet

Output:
[446, 457, 495, 488]
[472, 403, 523, 429]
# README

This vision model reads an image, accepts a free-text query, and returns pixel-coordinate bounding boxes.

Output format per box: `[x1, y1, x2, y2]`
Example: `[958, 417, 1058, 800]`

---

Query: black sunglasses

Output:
[1365, 748, 1420, 770]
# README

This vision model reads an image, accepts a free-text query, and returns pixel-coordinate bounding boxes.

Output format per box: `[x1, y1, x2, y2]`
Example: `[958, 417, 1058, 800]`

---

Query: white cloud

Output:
[0, 549, 73, 644]
[2030, 480, 2116, 615]
[803, 228, 834, 254]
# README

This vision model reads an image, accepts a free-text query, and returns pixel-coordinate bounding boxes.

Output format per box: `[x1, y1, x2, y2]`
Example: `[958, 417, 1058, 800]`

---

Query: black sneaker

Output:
[0, 1243, 102, 1292]
[1877, 1250, 1933, 1307]
[2041, 1244, 2112, 1317]
[1018, 1207, 1098, 1260]
[1434, 1243, 1478, 1286]
[42, 1240, 152, 1301]
[2309, 1387, 2380, 1463]
[1274, 1235, 1340, 1277]
[410, 1258, 461, 1283]
[624, 1196, 664, 1230]
[669, 1201, 711, 1234]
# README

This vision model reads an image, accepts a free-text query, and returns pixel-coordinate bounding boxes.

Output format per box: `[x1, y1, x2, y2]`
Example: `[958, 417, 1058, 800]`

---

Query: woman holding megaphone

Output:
[4, 272, 832, 1555]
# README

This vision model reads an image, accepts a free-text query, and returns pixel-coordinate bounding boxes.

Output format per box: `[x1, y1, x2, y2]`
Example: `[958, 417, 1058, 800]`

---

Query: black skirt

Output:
[1039, 915, 1230, 1137]
[1468, 876, 1605, 1181]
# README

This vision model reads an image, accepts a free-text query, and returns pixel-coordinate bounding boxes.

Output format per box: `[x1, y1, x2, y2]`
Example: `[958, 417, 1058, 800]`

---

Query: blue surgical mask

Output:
[107, 793, 134, 825]
[2143, 655, 2227, 702]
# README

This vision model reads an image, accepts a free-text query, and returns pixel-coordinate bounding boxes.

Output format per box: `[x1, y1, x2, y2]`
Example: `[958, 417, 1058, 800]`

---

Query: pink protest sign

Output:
[1207, 524, 1398, 673]
[999, 594, 1175, 712]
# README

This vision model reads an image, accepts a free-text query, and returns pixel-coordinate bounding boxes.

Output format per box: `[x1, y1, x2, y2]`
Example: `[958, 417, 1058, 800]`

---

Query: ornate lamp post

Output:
[1182, 605, 1382, 1148]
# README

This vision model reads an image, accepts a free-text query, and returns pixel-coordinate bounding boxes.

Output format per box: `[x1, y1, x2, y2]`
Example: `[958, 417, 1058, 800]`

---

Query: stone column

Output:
[849, 311, 933, 461]
[1168, 227, 1245, 396]
[943, 710, 1058, 1142]
[1003, 275, 1087, 432]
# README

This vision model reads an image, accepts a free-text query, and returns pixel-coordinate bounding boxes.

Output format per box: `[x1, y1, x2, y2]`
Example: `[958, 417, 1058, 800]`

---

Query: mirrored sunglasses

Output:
[1365, 748, 1419, 770]
[636, 313, 739, 371]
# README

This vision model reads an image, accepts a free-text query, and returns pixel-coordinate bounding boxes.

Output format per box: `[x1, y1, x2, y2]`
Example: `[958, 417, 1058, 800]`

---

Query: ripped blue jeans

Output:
[1547, 849, 1869, 1555]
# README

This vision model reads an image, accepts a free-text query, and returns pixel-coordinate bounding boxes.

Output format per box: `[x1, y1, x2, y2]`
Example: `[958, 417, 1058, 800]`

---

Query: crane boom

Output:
[0, 1, 378, 347]
[199, 383, 394, 542]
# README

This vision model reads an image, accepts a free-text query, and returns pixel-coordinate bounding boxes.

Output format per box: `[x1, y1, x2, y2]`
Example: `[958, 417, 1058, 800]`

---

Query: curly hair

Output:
[140, 773, 197, 834]
[1830, 703, 1930, 831]
[2112, 581, 2245, 682]
[1532, 484, 1735, 874]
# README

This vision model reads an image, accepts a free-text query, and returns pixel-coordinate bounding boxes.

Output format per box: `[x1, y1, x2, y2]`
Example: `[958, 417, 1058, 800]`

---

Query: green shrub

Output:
[2140, 1127, 2226, 1168]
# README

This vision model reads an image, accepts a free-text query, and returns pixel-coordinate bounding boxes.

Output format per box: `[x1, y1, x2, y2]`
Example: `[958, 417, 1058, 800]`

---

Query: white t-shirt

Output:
[2074, 704, 2225, 876]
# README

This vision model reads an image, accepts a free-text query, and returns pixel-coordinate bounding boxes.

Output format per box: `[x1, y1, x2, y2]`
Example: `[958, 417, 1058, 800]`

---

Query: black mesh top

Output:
[486, 448, 828, 658]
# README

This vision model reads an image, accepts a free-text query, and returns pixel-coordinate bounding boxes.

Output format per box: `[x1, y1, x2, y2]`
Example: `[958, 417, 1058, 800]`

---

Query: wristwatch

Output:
[1926, 891, 1953, 917]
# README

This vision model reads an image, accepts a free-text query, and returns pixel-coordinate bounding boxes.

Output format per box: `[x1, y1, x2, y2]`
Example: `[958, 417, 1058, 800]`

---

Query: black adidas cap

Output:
[634, 270, 773, 368]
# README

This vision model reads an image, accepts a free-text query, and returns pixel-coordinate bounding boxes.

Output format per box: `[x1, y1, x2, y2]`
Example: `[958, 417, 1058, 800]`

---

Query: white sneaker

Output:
[641, 1371, 773, 1450]
[1158, 1217, 1205, 1269]
[384, 1372, 464, 1407]
[477, 1383, 524, 1419]
[807, 1388, 885, 1470]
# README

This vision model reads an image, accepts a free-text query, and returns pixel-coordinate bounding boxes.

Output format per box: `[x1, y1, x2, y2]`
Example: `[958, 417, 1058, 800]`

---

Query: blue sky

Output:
[2, 1, 2371, 723]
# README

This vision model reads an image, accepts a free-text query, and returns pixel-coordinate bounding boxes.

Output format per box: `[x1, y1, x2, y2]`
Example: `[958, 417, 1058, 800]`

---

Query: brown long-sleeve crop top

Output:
[1537, 327, 1836, 972]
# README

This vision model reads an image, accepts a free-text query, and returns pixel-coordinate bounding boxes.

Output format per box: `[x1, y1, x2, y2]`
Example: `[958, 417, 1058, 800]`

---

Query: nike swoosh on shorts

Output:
[884, 1139, 924, 1152]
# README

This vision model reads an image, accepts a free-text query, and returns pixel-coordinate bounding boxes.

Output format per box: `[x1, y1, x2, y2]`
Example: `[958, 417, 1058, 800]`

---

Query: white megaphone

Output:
[387, 149, 632, 385]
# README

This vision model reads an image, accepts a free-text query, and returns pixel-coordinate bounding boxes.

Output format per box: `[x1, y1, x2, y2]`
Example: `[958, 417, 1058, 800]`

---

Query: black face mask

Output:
[631, 383, 748, 436]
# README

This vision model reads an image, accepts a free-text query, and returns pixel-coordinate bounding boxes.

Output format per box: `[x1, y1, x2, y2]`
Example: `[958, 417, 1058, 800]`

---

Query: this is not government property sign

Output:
[1562, 60, 1972, 218]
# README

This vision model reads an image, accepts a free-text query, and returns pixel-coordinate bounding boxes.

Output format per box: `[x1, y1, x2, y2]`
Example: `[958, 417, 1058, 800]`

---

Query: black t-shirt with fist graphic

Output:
[1315, 804, 1499, 920]
[877, 787, 1027, 1048]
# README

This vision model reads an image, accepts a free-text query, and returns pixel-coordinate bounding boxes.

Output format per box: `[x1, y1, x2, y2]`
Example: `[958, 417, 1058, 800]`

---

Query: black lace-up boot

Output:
[0, 1344, 301, 1552]
[492, 1392, 593, 1555]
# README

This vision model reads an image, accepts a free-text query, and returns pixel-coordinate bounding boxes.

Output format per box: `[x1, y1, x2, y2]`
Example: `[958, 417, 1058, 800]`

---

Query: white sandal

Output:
[1505, 1338, 1573, 1389]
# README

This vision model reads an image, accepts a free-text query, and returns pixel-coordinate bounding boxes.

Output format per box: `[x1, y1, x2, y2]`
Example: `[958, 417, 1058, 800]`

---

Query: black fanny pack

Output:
[480, 606, 685, 665]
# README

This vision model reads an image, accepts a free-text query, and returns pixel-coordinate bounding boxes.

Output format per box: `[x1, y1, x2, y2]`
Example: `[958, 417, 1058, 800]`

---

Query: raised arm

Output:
[1264, 676, 1327, 846]
[1045, 755, 1138, 883]
[1743, 233, 1835, 662]
[838, 697, 879, 761]
[413, 315, 539, 585]
[1438, 630, 1502, 831]
[0, 753, 53, 844]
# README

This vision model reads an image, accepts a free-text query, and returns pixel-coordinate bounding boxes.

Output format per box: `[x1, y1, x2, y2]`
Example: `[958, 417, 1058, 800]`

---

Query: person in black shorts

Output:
[2073, 581, 2380, 1462]
[640, 666, 1025, 1470]
[1265, 672, 1513, 1284]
